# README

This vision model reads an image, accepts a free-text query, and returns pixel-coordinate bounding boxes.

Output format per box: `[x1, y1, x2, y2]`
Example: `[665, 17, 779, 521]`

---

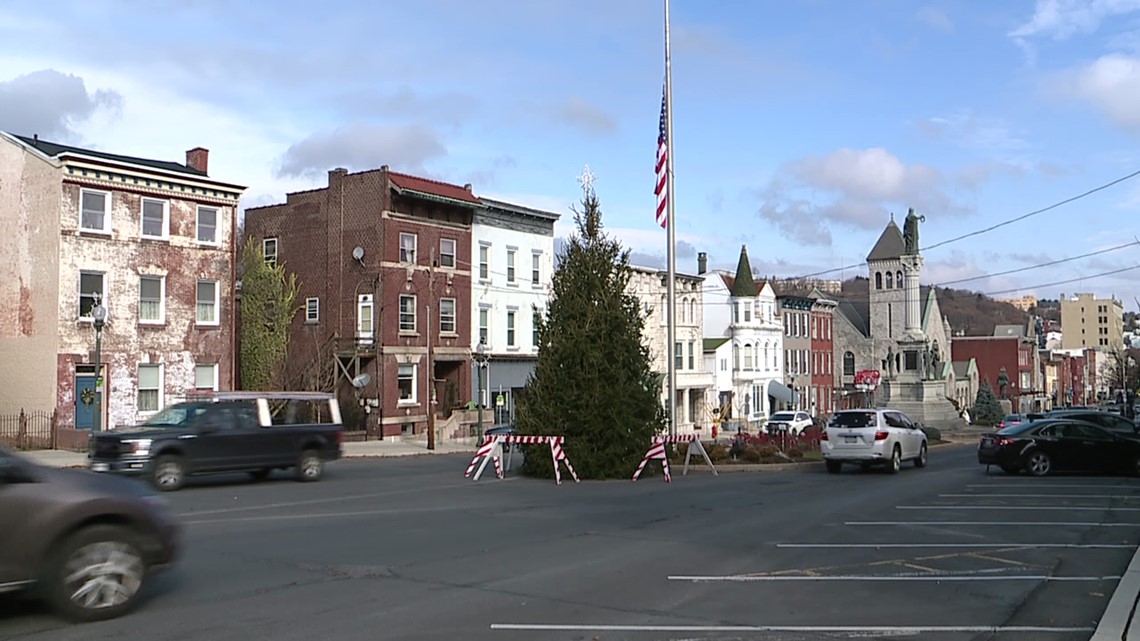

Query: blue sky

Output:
[1, 0, 1139, 309]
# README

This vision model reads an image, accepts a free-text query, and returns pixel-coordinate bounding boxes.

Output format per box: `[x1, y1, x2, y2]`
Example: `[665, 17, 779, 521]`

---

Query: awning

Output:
[767, 379, 795, 403]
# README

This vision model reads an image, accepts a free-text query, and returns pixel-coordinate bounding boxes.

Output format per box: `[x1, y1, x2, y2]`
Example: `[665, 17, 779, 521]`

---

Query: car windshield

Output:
[998, 421, 1040, 436]
[142, 403, 206, 427]
[770, 412, 795, 421]
[828, 412, 876, 428]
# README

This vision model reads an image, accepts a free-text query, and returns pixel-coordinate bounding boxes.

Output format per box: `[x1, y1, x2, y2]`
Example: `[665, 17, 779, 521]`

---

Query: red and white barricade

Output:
[632, 434, 718, 482]
[464, 435, 579, 485]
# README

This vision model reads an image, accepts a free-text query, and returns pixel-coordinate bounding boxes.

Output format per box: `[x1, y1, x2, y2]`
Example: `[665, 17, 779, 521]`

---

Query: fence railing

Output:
[0, 409, 57, 450]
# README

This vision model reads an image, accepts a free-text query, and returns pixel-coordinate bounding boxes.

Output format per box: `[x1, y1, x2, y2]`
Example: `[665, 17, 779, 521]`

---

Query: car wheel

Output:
[295, 449, 323, 482]
[151, 455, 185, 492]
[1026, 450, 1052, 477]
[825, 460, 842, 474]
[887, 446, 901, 474]
[44, 525, 148, 623]
[249, 468, 272, 481]
[914, 443, 928, 468]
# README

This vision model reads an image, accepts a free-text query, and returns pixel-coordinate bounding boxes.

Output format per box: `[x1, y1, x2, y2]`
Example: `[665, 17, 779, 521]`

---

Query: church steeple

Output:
[730, 245, 757, 297]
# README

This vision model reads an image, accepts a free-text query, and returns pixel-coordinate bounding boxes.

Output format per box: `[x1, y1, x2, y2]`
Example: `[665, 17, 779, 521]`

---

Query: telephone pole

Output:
[426, 247, 437, 450]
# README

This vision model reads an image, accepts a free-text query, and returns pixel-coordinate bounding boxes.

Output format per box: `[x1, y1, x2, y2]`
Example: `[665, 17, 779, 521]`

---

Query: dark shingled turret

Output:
[730, 245, 757, 297]
[866, 219, 905, 262]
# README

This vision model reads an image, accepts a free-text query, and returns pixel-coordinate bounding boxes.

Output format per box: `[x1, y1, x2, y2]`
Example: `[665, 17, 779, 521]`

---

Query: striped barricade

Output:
[464, 435, 580, 485]
[632, 434, 718, 482]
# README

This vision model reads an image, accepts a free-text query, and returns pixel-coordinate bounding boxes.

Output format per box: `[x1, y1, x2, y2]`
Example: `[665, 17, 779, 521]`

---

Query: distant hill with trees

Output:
[838, 277, 1030, 337]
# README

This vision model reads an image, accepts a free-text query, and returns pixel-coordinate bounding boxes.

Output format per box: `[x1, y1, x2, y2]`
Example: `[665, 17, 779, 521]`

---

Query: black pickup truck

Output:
[87, 392, 344, 491]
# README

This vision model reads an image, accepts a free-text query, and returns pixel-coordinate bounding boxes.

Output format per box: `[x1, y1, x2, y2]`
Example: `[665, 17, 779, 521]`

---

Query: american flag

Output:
[654, 87, 669, 229]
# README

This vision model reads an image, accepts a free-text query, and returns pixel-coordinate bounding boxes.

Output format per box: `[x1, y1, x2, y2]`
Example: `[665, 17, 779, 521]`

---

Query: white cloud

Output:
[756, 147, 962, 247]
[1051, 54, 1140, 132]
[913, 110, 1030, 152]
[275, 123, 449, 179]
[1009, 0, 1140, 61]
[0, 69, 122, 142]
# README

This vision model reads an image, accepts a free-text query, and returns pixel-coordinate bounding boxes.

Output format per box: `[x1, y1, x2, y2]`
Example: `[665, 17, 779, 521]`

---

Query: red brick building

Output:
[810, 293, 837, 417]
[952, 335, 1044, 413]
[244, 166, 475, 437]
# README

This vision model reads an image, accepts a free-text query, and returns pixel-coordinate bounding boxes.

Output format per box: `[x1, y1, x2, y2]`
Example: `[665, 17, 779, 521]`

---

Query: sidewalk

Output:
[18, 439, 476, 469]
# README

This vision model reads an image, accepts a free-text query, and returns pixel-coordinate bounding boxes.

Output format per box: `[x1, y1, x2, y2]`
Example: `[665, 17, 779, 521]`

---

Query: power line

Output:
[936, 241, 1139, 287]
[789, 168, 1140, 280]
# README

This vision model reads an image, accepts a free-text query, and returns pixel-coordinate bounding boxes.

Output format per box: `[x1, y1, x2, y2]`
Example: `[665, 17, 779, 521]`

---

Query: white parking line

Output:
[941, 493, 1137, 499]
[775, 543, 1134, 549]
[898, 505, 1140, 511]
[489, 623, 1096, 634]
[847, 521, 1140, 527]
[967, 483, 1140, 489]
[667, 574, 1120, 582]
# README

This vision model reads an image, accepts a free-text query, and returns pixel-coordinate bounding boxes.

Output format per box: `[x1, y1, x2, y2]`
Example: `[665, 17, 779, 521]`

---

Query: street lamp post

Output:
[91, 301, 107, 433]
[473, 339, 489, 437]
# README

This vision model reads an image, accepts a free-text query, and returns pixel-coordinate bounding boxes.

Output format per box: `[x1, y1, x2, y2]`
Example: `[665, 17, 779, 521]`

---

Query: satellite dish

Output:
[352, 246, 365, 261]
[351, 373, 371, 389]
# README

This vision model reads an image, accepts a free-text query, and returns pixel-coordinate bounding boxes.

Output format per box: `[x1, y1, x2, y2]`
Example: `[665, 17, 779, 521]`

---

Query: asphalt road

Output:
[2, 443, 1138, 641]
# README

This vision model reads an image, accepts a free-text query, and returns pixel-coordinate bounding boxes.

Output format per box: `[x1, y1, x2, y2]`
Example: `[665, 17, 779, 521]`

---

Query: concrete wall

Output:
[0, 137, 61, 414]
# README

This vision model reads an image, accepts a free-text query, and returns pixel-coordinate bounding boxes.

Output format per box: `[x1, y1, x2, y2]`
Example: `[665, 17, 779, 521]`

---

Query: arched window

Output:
[743, 344, 753, 370]
[763, 342, 770, 369]
[843, 351, 855, 376]
[875, 272, 883, 289]
[885, 271, 893, 289]
[688, 299, 696, 324]
[733, 343, 740, 371]
[896, 271, 903, 288]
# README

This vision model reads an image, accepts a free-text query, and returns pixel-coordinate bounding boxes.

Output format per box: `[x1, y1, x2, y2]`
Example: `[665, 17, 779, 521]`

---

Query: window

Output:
[743, 303, 751, 323]
[398, 363, 416, 403]
[140, 198, 168, 239]
[506, 249, 516, 283]
[440, 298, 456, 333]
[875, 272, 882, 289]
[305, 297, 319, 323]
[1020, 371, 1031, 390]
[744, 344, 753, 370]
[139, 276, 164, 324]
[399, 295, 416, 332]
[676, 341, 684, 369]
[78, 271, 106, 319]
[896, 271, 902, 288]
[263, 238, 278, 268]
[195, 363, 217, 391]
[688, 341, 695, 369]
[479, 307, 490, 344]
[400, 233, 417, 263]
[479, 244, 490, 280]
[196, 206, 218, 244]
[80, 189, 110, 233]
[532, 309, 541, 347]
[196, 280, 219, 325]
[440, 238, 456, 268]
[843, 351, 855, 376]
[506, 310, 516, 347]
[885, 272, 894, 289]
[531, 252, 541, 284]
[137, 364, 162, 413]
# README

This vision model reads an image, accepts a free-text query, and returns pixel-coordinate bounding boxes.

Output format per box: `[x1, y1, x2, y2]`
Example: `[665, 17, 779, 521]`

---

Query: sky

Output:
[1, 0, 1139, 310]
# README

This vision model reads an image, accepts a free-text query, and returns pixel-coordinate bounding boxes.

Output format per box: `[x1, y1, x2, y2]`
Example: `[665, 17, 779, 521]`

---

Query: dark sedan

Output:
[978, 418, 1140, 476]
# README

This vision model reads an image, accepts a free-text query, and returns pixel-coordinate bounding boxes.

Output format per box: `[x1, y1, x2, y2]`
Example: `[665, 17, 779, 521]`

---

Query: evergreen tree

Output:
[971, 380, 1004, 427]
[239, 237, 301, 391]
[515, 189, 665, 479]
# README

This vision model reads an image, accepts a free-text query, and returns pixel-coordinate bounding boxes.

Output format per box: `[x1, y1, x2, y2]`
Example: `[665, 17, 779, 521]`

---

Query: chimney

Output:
[328, 167, 348, 187]
[33, 134, 38, 143]
[464, 183, 472, 192]
[186, 147, 209, 174]
[697, 252, 708, 275]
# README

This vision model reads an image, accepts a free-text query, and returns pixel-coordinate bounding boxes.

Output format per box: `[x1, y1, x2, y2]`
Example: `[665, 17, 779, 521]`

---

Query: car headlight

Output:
[123, 438, 152, 456]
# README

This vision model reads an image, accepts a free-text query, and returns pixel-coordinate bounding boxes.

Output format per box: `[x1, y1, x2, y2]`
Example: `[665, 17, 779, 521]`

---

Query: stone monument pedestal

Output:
[880, 339, 962, 429]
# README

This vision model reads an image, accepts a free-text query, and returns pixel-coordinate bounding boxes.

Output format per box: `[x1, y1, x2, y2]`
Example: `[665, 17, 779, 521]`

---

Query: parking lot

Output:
[2, 443, 1137, 640]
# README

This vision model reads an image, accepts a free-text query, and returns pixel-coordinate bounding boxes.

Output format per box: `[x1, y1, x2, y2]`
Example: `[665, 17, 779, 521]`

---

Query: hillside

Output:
[838, 277, 1030, 337]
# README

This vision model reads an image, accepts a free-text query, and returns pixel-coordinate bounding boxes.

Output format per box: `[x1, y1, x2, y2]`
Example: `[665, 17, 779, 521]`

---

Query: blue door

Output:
[75, 376, 99, 430]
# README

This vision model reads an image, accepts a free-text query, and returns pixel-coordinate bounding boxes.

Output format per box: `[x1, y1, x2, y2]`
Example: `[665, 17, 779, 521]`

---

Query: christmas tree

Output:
[971, 380, 1004, 427]
[515, 188, 665, 479]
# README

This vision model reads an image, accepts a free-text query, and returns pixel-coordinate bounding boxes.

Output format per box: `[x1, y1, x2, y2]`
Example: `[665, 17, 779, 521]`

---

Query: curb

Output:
[1092, 544, 1140, 640]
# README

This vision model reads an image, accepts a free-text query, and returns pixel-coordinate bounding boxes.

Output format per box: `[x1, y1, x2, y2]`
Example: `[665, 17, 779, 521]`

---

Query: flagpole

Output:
[664, 0, 678, 438]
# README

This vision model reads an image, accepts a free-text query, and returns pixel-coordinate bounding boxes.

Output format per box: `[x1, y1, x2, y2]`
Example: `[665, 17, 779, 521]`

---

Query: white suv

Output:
[766, 411, 813, 436]
[821, 408, 928, 474]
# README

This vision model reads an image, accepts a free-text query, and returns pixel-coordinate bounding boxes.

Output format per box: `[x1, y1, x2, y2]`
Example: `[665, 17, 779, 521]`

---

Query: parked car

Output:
[0, 445, 180, 622]
[998, 414, 1026, 429]
[1044, 408, 1139, 434]
[821, 408, 928, 474]
[978, 418, 1140, 476]
[87, 391, 344, 492]
[765, 411, 813, 436]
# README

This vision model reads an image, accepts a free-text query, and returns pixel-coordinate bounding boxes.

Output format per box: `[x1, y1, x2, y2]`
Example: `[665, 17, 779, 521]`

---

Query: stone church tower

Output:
[866, 217, 907, 343]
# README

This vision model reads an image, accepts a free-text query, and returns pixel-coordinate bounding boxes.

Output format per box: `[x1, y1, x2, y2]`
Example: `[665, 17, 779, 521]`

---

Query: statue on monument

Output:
[929, 344, 941, 380]
[885, 345, 895, 377]
[903, 207, 926, 256]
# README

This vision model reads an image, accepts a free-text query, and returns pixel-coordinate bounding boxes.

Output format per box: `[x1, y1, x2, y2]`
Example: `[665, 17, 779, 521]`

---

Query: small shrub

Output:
[739, 445, 760, 462]
[921, 426, 942, 442]
[787, 448, 804, 459]
[757, 444, 779, 458]
[706, 443, 728, 462]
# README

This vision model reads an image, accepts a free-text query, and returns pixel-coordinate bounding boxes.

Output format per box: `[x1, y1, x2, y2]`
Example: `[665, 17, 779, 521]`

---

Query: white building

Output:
[701, 246, 789, 426]
[627, 265, 715, 433]
[469, 197, 559, 424]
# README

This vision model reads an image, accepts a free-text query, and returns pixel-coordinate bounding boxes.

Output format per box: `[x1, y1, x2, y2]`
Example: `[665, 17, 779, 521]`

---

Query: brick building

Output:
[951, 329, 1049, 413]
[809, 291, 837, 416]
[244, 166, 481, 438]
[0, 132, 245, 435]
